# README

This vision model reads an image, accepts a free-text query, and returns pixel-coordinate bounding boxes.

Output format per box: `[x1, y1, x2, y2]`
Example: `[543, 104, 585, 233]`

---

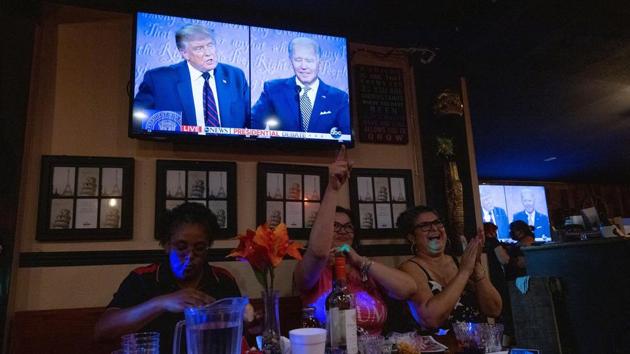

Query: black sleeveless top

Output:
[406, 257, 484, 330]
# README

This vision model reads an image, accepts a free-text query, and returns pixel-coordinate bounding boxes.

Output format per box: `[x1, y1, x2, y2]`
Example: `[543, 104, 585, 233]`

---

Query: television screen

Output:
[479, 184, 551, 242]
[130, 12, 352, 146]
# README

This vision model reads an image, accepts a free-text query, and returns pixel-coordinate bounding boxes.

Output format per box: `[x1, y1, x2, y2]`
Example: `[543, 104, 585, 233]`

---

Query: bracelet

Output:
[360, 257, 374, 283]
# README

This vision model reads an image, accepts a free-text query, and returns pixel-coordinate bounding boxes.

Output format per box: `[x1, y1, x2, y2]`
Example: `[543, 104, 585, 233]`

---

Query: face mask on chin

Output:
[426, 238, 442, 254]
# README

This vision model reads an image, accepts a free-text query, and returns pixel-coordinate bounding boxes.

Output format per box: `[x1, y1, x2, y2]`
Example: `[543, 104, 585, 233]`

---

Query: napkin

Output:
[515, 276, 530, 294]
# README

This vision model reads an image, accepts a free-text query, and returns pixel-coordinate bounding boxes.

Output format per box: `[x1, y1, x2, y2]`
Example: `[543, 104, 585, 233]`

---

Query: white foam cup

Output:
[289, 328, 327, 354]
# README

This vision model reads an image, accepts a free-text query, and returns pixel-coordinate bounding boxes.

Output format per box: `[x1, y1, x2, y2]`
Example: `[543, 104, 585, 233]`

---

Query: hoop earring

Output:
[410, 240, 417, 255]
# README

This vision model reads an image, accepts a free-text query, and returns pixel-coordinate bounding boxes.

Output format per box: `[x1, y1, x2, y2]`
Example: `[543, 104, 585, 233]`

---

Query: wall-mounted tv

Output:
[479, 184, 551, 242]
[129, 11, 352, 147]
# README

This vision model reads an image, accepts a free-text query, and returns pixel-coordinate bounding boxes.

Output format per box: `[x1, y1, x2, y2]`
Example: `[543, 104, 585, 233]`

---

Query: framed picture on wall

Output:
[257, 163, 328, 239]
[349, 168, 414, 238]
[156, 160, 237, 239]
[36, 155, 134, 241]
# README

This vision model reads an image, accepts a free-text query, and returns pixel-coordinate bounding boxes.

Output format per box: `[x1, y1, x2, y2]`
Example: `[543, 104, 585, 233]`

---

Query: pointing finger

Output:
[336, 145, 346, 161]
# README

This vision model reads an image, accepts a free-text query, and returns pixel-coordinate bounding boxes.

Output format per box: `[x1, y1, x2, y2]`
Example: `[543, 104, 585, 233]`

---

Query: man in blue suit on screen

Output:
[480, 191, 510, 239]
[251, 37, 350, 135]
[133, 24, 250, 131]
[512, 188, 550, 239]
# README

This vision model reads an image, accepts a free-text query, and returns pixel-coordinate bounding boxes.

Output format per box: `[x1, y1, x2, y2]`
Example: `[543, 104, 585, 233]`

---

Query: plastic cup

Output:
[289, 328, 327, 354]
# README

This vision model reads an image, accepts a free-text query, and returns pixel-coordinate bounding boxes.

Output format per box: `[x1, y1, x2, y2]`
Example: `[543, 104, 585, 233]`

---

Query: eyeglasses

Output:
[334, 222, 355, 234]
[171, 241, 209, 257]
[414, 219, 444, 232]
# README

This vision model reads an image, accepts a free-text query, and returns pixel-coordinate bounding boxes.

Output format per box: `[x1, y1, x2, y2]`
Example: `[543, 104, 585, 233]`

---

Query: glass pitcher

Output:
[173, 297, 249, 354]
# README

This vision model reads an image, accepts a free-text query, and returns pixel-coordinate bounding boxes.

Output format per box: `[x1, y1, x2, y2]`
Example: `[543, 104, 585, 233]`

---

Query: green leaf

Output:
[253, 268, 268, 290]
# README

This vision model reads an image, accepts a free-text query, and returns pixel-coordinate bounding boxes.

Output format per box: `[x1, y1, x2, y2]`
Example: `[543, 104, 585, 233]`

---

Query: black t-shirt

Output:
[108, 260, 241, 354]
[504, 244, 527, 281]
[484, 238, 505, 284]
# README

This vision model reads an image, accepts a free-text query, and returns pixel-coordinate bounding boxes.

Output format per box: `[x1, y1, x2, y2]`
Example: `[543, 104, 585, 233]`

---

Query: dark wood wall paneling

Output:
[545, 182, 630, 226]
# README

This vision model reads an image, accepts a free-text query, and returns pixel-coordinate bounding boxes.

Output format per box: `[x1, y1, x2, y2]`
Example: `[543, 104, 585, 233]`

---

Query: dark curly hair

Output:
[157, 202, 219, 247]
[396, 205, 441, 237]
[396, 205, 463, 256]
[509, 220, 534, 240]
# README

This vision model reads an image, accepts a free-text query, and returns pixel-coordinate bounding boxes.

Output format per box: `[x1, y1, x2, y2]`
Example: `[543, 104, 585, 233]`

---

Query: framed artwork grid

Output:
[156, 160, 237, 239]
[257, 163, 328, 239]
[36, 156, 134, 241]
[350, 168, 414, 238]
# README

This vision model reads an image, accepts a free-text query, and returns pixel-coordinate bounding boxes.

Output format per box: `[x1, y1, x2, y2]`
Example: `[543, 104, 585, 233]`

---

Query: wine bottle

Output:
[325, 253, 358, 354]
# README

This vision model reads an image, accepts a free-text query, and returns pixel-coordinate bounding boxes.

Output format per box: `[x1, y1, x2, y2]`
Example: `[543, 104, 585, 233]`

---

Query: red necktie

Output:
[201, 72, 220, 127]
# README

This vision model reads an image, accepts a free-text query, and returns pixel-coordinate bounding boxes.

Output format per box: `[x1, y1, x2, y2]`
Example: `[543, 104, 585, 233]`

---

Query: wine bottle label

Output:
[327, 308, 358, 354]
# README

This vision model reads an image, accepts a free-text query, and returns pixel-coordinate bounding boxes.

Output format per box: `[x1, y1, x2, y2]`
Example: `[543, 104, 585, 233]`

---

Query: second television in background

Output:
[479, 184, 551, 241]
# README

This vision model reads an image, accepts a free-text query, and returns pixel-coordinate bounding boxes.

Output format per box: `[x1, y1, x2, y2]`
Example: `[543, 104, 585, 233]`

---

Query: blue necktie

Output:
[201, 72, 219, 127]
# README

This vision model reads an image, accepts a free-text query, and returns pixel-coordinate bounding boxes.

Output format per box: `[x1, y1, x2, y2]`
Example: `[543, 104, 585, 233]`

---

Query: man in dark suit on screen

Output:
[512, 188, 550, 239]
[480, 191, 510, 239]
[133, 24, 250, 131]
[251, 37, 350, 135]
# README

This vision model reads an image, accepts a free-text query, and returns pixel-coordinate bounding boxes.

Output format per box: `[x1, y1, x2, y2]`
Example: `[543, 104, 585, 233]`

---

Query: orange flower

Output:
[228, 223, 303, 291]
[253, 223, 303, 267]
[228, 229, 269, 271]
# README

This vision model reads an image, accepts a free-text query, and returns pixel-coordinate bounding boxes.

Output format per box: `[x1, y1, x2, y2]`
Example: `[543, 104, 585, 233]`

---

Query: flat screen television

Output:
[129, 11, 352, 147]
[479, 184, 551, 242]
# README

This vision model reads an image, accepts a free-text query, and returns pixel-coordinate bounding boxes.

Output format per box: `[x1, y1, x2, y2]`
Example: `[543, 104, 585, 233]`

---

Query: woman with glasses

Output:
[293, 147, 416, 335]
[397, 206, 502, 332]
[95, 202, 242, 354]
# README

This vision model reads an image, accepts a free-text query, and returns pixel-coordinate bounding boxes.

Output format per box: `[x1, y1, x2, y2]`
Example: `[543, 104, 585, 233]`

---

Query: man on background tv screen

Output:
[251, 37, 350, 135]
[512, 188, 550, 239]
[133, 24, 250, 132]
[480, 190, 510, 239]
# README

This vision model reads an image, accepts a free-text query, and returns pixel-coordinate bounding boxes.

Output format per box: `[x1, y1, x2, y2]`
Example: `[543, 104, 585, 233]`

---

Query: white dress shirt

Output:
[483, 209, 495, 224]
[295, 77, 319, 107]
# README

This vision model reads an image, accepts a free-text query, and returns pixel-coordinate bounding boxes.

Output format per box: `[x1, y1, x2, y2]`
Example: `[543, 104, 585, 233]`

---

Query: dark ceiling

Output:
[14, 0, 630, 182]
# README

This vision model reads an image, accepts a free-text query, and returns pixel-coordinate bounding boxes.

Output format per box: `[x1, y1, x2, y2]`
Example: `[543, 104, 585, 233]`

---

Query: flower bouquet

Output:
[228, 223, 303, 354]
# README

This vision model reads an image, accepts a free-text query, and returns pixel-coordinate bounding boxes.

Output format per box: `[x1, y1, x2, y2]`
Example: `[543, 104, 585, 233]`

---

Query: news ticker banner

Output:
[134, 109, 351, 142]
[178, 126, 351, 141]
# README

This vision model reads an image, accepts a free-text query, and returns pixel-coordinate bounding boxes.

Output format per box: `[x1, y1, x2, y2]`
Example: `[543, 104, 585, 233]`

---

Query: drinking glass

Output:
[452, 322, 504, 353]
[358, 335, 384, 354]
[121, 331, 160, 354]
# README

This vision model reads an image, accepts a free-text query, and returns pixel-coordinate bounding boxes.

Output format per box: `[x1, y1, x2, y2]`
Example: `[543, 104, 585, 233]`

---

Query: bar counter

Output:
[521, 237, 630, 353]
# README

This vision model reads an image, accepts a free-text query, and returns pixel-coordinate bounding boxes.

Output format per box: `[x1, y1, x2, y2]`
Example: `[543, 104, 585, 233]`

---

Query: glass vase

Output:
[261, 290, 282, 354]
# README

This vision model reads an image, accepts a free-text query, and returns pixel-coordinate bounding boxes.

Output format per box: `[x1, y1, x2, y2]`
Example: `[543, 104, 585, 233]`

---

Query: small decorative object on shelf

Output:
[433, 89, 464, 116]
[228, 223, 303, 354]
